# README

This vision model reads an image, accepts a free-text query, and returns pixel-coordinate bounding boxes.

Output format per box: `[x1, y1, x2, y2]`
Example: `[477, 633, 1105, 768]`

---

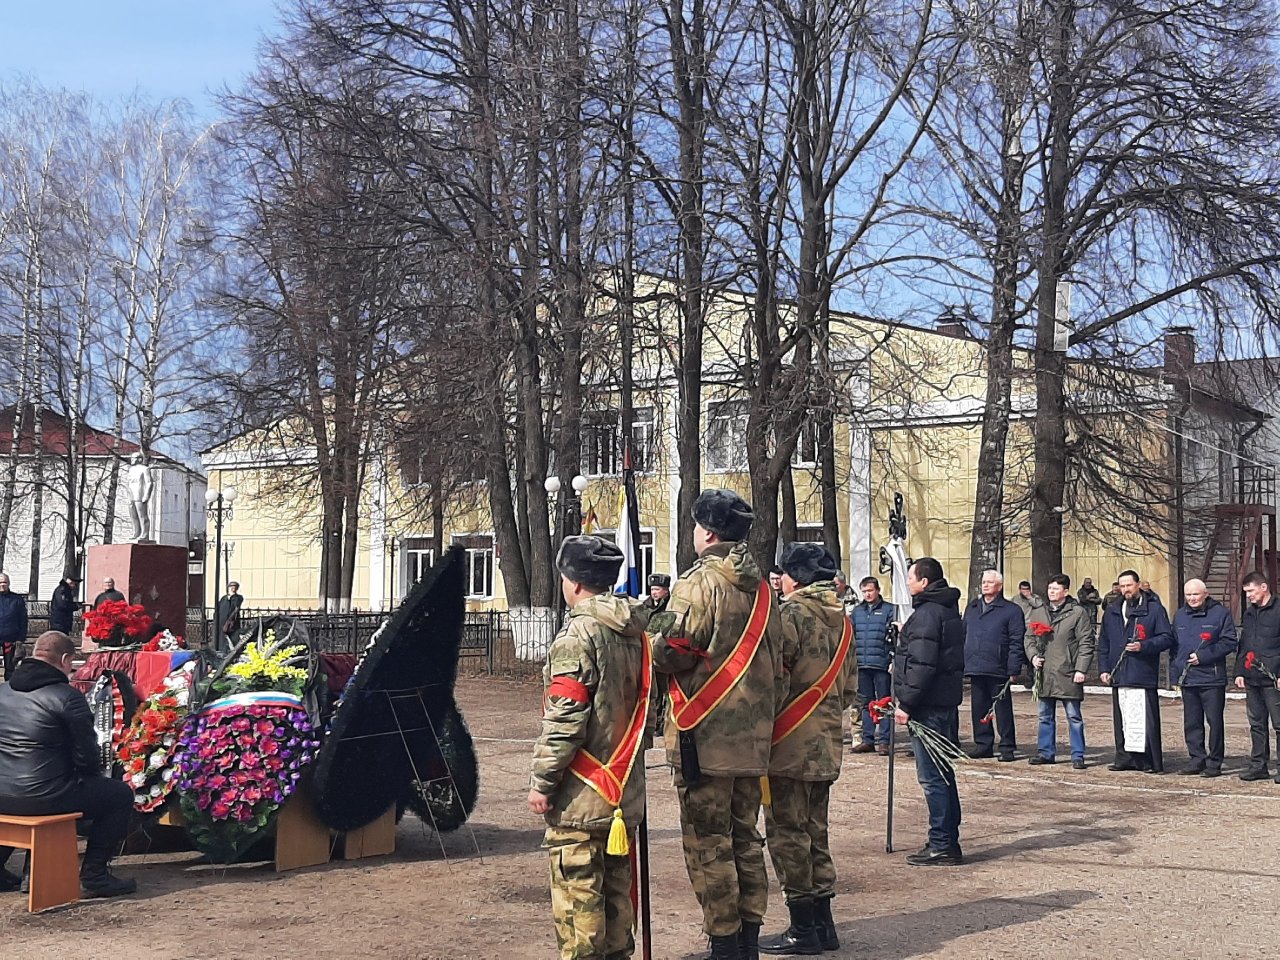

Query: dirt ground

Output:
[3, 678, 1279, 960]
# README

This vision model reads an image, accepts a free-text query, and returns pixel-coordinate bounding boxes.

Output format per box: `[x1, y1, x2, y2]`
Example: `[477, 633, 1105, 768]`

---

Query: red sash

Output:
[567, 637, 652, 807]
[771, 616, 852, 745]
[668, 579, 771, 732]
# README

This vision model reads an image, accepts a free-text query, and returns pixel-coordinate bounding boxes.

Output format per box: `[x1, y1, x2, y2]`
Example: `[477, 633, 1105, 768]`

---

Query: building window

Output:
[402, 538, 435, 590]
[795, 524, 825, 543]
[706, 400, 748, 471]
[453, 534, 495, 598]
[595, 528, 655, 591]
[632, 407, 656, 473]
[792, 417, 821, 467]
[582, 411, 620, 476]
[398, 444, 428, 488]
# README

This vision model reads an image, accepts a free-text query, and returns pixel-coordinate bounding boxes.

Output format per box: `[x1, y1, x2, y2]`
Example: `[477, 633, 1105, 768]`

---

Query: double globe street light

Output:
[205, 487, 237, 649]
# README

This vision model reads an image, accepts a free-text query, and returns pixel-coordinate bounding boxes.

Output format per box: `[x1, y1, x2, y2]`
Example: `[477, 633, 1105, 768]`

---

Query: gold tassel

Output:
[606, 807, 630, 856]
[760, 775, 772, 807]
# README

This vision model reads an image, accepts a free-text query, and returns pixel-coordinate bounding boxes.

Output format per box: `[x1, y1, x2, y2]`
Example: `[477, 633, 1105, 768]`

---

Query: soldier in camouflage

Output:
[760, 543, 855, 956]
[649, 488, 786, 960]
[529, 536, 650, 960]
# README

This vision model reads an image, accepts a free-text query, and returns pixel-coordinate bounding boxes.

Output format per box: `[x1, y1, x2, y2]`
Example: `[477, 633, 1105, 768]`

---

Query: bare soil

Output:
[3, 680, 1279, 959]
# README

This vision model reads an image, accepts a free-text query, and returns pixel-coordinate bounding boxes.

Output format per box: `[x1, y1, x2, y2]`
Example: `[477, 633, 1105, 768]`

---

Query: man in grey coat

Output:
[1025, 575, 1095, 769]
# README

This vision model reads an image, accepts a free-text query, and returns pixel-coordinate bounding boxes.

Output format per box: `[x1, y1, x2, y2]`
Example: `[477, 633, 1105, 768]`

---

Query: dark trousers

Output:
[910, 706, 962, 851]
[1111, 687, 1164, 772]
[1181, 686, 1226, 771]
[1243, 684, 1280, 772]
[0, 776, 133, 873]
[1, 641, 17, 678]
[968, 675, 1016, 755]
[857, 668, 892, 745]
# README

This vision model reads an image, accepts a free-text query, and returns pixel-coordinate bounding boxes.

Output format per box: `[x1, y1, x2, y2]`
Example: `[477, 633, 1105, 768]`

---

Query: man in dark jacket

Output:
[1171, 579, 1237, 778]
[1235, 571, 1280, 783]
[92, 577, 125, 609]
[216, 581, 245, 653]
[0, 631, 136, 897]
[0, 573, 28, 678]
[851, 576, 893, 754]
[893, 557, 965, 866]
[49, 571, 81, 634]
[1099, 570, 1174, 773]
[962, 569, 1026, 761]
[1077, 578, 1103, 625]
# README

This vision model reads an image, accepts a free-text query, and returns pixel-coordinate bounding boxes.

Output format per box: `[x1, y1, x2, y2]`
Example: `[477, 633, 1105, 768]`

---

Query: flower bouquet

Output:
[1109, 623, 1146, 683]
[1244, 651, 1279, 684]
[83, 600, 153, 649]
[117, 665, 196, 813]
[142, 629, 186, 653]
[868, 695, 967, 782]
[1029, 622, 1053, 699]
[173, 626, 320, 862]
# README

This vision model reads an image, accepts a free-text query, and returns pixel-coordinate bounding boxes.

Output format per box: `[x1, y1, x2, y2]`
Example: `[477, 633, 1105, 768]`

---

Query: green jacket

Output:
[530, 593, 649, 832]
[769, 582, 856, 781]
[1024, 596, 1095, 701]
[650, 541, 785, 777]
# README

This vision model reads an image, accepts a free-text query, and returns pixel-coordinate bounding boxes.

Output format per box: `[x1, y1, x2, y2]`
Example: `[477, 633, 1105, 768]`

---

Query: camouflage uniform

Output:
[531, 594, 650, 960]
[649, 541, 786, 937]
[765, 581, 856, 902]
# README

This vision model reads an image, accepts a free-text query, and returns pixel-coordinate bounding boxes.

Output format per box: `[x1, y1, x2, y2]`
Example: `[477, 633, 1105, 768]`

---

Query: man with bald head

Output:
[0, 631, 136, 897]
[1171, 579, 1237, 777]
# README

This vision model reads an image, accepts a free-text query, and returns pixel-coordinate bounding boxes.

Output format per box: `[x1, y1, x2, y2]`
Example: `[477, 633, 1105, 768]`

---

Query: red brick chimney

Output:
[1163, 326, 1195, 381]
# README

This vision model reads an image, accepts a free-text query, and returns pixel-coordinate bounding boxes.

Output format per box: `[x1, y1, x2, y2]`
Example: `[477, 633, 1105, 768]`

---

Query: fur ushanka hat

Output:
[692, 488, 753, 542]
[557, 535, 625, 589]
[779, 542, 839, 586]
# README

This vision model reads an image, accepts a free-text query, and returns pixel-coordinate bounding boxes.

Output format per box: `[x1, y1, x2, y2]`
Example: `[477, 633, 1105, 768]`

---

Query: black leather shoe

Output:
[1238, 769, 1269, 782]
[759, 899, 822, 955]
[706, 933, 742, 960]
[1072, 759, 1086, 770]
[1179, 764, 1205, 776]
[1028, 755, 1055, 765]
[906, 845, 963, 866]
[80, 868, 137, 898]
[966, 747, 994, 760]
[813, 896, 839, 952]
[1200, 768, 1222, 778]
[1107, 762, 1137, 772]
[0, 867, 19, 892]
[998, 753, 1016, 763]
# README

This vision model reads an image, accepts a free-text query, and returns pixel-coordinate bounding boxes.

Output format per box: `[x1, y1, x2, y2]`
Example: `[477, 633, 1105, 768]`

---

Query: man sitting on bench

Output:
[0, 631, 136, 897]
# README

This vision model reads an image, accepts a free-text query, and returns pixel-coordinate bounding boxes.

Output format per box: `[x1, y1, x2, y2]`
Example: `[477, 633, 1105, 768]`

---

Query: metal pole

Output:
[638, 812, 653, 960]
[885, 692, 896, 854]
[212, 497, 223, 655]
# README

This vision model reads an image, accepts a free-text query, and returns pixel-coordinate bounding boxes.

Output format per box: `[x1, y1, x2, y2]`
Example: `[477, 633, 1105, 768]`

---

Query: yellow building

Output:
[201, 301, 1269, 614]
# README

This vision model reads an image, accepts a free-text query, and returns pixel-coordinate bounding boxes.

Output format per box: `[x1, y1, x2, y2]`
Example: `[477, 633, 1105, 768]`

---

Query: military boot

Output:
[706, 933, 743, 960]
[814, 896, 839, 951]
[739, 920, 762, 959]
[758, 898, 822, 955]
[80, 852, 136, 899]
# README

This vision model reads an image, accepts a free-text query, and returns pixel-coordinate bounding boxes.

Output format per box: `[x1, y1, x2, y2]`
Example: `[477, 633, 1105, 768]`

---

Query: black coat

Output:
[962, 595, 1026, 677]
[216, 593, 244, 635]
[0, 658, 102, 802]
[49, 582, 79, 632]
[0, 591, 28, 643]
[92, 589, 125, 608]
[893, 579, 965, 713]
[1237, 595, 1280, 687]
[1171, 598, 1237, 687]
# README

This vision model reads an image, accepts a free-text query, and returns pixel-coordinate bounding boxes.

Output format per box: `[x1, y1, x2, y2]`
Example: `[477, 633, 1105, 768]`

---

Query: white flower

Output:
[131, 773, 147, 787]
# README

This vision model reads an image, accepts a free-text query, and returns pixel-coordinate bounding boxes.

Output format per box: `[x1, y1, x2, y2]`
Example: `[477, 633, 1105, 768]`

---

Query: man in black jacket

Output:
[0, 573, 27, 678]
[893, 557, 966, 866]
[49, 571, 81, 633]
[0, 631, 136, 897]
[1235, 571, 1280, 783]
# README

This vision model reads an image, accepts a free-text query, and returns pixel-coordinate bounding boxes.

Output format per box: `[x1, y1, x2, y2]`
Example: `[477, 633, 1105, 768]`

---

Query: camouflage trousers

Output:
[763, 777, 835, 902]
[545, 826, 635, 960]
[674, 772, 769, 936]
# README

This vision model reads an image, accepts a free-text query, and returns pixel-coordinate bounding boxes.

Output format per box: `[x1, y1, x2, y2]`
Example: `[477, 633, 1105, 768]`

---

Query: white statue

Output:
[126, 452, 154, 542]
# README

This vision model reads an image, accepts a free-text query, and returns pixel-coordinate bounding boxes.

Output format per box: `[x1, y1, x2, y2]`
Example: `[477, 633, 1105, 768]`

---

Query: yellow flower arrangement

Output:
[225, 631, 309, 691]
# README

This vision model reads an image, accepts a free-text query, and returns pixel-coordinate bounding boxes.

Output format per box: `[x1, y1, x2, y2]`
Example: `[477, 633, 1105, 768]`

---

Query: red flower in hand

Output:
[867, 695, 895, 721]
[1200, 632, 1212, 642]
[979, 716, 991, 725]
[1136, 624, 1148, 640]
[1245, 651, 1257, 670]
[1030, 622, 1053, 637]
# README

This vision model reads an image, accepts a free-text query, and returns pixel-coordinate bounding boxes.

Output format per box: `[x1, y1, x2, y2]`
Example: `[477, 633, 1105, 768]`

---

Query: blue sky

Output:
[1, 2, 282, 114]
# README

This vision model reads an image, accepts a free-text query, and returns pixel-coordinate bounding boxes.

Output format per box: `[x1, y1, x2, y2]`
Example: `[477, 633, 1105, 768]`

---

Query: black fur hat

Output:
[692, 488, 753, 541]
[779, 542, 838, 586]
[648, 573, 671, 588]
[557, 535, 625, 589]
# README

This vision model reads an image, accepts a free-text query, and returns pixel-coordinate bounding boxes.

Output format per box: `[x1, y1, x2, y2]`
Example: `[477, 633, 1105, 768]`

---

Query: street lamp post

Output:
[545, 475, 589, 615]
[205, 486, 237, 652]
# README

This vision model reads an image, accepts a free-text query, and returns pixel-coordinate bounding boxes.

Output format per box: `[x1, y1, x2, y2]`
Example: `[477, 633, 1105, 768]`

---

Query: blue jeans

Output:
[910, 706, 962, 851]
[1037, 698, 1085, 762]
[858, 668, 892, 745]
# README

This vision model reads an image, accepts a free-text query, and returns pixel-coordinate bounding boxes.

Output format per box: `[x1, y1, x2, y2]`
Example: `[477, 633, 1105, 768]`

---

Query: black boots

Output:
[80, 859, 137, 899]
[739, 920, 761, 959]
[707, 933, 742, 960]
[814, 896, 839, 951]
[758, 898, 822, 955]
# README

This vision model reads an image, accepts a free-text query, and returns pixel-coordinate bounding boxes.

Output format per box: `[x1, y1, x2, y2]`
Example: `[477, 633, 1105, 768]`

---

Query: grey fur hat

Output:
[779, 542, 838, 586]
[692, 488, 753, 542]
[648, 573, 671, 588]
[556, 535, 624, 589]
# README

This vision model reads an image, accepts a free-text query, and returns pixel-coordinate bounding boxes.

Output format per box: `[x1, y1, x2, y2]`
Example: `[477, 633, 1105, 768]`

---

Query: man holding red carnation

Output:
[1235, 571, 1280, 783]
[1171, 579, 1237, 778]
[1098, 570, 1174, 773]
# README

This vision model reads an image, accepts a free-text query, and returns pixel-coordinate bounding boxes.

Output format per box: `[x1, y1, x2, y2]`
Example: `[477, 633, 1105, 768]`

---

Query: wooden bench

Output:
[0, 813, 82, 912]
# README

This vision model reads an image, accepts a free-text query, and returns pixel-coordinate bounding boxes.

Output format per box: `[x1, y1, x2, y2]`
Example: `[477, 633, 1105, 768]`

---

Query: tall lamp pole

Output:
[545, 475, 589, 615]
[205, 486, 237, 652]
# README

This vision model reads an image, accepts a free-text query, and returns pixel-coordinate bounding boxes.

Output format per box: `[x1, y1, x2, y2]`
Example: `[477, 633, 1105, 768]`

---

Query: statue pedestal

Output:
[84, 543, 189, 651]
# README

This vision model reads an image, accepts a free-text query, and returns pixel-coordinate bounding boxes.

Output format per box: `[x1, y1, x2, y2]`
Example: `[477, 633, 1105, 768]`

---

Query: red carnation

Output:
[1136, 624, 1147, 640]
[980, 716, 991, 725]
[1030, 622, 1053, 636]
[1200, 632, 1211, 642]
[1245, 651, 1257, 670]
